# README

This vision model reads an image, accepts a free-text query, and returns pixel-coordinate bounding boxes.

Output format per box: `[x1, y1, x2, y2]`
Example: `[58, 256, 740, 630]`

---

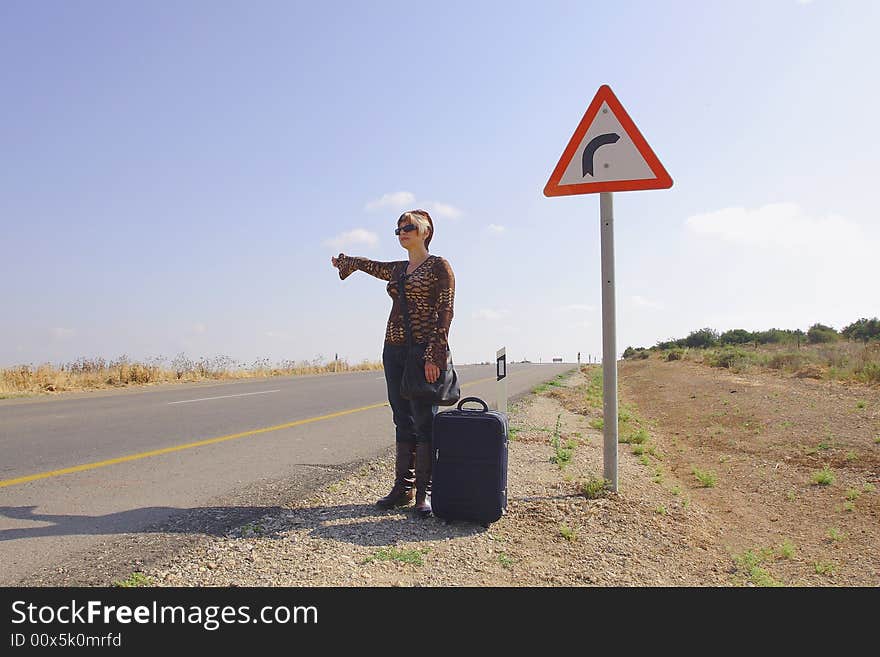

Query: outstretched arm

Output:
[424, 257, 455, 370]
[332, 253, 400, 281]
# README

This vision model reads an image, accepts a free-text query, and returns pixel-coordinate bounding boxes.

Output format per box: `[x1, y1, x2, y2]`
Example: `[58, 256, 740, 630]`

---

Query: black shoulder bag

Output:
[397, 271, 460, 406]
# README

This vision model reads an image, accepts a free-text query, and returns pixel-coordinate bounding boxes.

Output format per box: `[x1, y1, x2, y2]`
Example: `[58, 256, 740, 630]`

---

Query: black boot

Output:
[376, 441, 416, 508]
[414, 441, 433, 518]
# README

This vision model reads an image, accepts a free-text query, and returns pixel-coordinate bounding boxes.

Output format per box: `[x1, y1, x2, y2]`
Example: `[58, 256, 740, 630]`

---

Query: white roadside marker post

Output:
[496, 346, 507, 414]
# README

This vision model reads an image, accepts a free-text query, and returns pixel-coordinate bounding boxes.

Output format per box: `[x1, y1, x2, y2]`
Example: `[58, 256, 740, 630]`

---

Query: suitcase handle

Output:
[456, 396, 489, 412]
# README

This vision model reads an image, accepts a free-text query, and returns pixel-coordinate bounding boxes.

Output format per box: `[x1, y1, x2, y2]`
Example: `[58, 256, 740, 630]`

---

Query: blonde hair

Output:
[398, 210, 433, 249]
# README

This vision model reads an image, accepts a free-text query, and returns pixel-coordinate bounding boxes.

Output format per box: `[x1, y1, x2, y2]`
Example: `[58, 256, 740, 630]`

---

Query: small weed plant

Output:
[497, 553, 516, 569]
[778, 539, 796, 559]
[362, 548, 427, 566]
[692, 468, 718, 488]
[828, 528, 846, 542]
[814, 561, 835, 575]
[113, 572, 152, 588]
[559, 525, 576, 541]
[734, 550, 783, 587]
[811, 466, 835, 486]
[580, 477, 611, 499]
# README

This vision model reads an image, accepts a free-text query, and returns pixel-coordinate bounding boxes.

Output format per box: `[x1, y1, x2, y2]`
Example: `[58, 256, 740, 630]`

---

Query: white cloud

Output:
[365, 192, 463, 220]
[423, 201, 463, 219]
[364, 191, 416, 212]
[323, 228, 379, 249]
[473, 308, 510, 321]
[677, 201, 876, 337]
[487, 224, 506, 234]
[558, 303, 595, 312]
[686, 202, 861, 250]
[50, 327, 75, 339]
[189, 323, 207, 335]
[632, 296, 663, 310]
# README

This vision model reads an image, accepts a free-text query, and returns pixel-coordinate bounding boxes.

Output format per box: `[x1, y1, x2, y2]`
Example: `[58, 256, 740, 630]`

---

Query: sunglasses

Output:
[394, 224, 418, 236]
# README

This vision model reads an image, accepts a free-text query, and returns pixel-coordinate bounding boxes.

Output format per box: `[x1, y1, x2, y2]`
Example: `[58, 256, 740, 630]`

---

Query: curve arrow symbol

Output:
[582, 133, 620, 177]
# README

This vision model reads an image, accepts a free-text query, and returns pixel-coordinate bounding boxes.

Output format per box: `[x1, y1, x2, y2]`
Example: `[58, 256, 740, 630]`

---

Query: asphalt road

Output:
[0, 361, 576, 585]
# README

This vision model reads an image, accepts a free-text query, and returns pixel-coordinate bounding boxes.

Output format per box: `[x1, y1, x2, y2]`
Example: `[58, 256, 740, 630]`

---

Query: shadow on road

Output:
[0, 502, 486, 547]
[0, 505, 286, 542]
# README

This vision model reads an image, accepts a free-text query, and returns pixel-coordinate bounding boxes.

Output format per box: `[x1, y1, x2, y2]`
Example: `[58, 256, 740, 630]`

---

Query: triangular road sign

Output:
[544, 85, 672, 196]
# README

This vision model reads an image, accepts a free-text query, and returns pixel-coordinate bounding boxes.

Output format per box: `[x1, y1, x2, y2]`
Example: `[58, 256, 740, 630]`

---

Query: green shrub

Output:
[719, 329, 755, 345]
[623, 346, 650, 360]
[706, 347, 750, 369]
[665, 349, 683, 361]
[684, 328, 719, 349]
[856, 362, 880, 384]
[656, 338, 686, 350]
[754, 328, 805, 345]
[841, 317, 880, 342]
[808, 323, 839, 344]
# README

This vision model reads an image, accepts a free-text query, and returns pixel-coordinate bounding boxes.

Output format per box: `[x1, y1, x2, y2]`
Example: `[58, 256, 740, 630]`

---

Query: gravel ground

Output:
[131, 368, 733, 587]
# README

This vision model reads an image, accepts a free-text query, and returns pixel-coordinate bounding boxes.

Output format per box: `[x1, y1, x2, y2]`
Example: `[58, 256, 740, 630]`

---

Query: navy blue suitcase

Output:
[431, 396, 508, 525]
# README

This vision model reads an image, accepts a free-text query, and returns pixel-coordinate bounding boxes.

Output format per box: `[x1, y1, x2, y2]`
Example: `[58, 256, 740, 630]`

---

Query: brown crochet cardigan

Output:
[335, 253, 455, 369]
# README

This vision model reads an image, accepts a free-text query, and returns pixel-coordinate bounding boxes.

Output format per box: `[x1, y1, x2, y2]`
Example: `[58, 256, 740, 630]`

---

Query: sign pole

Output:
[600, 192, 619, 492]
[543, 84, 673, 493]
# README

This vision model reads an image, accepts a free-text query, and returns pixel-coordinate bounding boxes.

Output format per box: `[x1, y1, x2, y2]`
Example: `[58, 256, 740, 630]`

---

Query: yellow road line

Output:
[0, 373, 517, 489]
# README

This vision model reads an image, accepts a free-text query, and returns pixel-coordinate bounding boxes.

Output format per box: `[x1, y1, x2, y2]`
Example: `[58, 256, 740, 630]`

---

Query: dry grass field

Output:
[630, 341, 880, 385]
[0, 355, 384, 398]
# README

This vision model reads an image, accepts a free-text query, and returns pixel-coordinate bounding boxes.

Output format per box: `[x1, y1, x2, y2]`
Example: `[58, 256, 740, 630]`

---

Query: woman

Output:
[331, 209, 455, 518]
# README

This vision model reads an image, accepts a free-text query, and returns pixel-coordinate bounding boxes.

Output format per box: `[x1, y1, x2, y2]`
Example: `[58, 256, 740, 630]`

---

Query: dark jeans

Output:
[382, 343, 438, 444]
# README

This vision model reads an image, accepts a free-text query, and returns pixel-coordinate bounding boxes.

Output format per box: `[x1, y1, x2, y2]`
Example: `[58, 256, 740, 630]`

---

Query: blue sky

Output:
[2, 0, 878, 368]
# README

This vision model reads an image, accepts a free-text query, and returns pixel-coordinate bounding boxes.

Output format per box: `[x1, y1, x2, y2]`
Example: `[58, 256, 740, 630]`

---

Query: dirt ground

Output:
[613, 358, 880, 586]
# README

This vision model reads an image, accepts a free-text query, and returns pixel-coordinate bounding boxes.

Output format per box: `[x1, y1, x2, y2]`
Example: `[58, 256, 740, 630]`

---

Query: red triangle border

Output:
[543, 85, 673, 197]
